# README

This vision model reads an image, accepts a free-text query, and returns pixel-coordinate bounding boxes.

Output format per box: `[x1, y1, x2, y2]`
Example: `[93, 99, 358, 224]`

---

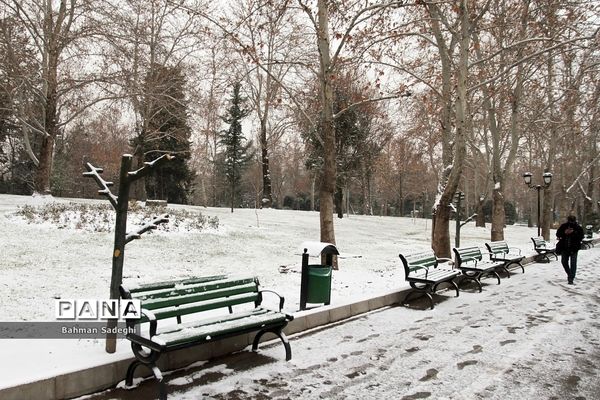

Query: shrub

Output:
[14, 202, 219, 233]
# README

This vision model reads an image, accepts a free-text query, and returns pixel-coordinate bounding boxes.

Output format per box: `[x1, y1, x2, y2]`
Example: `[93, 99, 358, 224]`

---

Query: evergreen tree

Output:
[141, 64, 194, 204]
[219, 82, 254, 212]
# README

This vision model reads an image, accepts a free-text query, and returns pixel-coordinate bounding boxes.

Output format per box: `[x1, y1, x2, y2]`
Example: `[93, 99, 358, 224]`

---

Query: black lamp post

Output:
[454, 191, 465, 248]
[523, 171, 553, 237]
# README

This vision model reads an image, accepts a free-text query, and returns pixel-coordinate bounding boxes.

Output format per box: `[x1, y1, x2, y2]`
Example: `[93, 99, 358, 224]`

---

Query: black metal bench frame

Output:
[531, 237, 557, 262]
[485, 240, 525, 275]
[581, 235, 594, 250]
[120, 275, 293, 400]
[453, 246, 503, 292]
[399, 250, 460, 310]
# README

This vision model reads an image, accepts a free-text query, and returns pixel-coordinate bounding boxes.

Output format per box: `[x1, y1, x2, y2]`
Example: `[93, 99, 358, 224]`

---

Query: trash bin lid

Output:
[300, 241, 339, 256]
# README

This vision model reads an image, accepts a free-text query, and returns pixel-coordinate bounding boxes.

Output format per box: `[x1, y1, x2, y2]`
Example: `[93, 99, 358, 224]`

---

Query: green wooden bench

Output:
[452, 246, 503, 292]
[399, 250, 460, 310]
[120, 275, 293, 400]
[531, 237, 557, 262]
[485, 240, 525, 275]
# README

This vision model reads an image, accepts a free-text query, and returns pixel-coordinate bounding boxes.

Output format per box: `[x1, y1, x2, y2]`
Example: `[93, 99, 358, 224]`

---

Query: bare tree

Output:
[97, 0, 206, 199]
[228, 0, 304, 208]
[1, 0, 100, 194]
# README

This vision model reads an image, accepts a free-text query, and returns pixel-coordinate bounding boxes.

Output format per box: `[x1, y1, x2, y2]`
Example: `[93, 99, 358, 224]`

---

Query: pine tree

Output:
[219, 82, 254, 212]
[141, 64, 194, 204]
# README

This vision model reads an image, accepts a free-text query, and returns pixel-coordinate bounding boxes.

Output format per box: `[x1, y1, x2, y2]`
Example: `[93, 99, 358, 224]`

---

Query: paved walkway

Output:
[84, 248, 600, 400]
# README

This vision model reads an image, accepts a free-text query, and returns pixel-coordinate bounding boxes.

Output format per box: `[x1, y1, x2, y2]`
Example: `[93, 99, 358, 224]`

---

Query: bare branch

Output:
[565, 152, 600, 193]
[83, 163, 118, 209]
[125, 213, 169, 244]
[333, 91, 411, 120]
[127, 154, 175, 182]
[469, 31, 599, 92]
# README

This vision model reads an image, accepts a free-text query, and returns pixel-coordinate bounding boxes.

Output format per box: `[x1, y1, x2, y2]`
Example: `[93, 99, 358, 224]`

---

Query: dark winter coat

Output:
[556, 221, 584, 255]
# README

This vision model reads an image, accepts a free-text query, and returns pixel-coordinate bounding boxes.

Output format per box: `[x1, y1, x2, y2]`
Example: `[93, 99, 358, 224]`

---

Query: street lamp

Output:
[476, 194, 485, 227]
[454, 191, 477, 248]
[455, 191, 465, 247]
[523, 171, 553, 237]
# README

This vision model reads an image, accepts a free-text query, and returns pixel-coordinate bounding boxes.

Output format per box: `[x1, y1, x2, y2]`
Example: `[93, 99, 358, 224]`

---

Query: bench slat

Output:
[151, 308, 287, 347]
[133, 277, 258, 300]
[128, 275, 228, 294]
[141, 283, 258, 310]
[139, 292, 259, 322]
[399, 250, 453, 280]
[458, 261, 500, 271]
[407, 269, 459, 283]
[486, 241, 509, 253]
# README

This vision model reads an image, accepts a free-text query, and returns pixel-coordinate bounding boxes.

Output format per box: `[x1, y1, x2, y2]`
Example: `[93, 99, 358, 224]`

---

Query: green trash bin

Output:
[306, 265, 332, 304]
[299, 241, 338, 310]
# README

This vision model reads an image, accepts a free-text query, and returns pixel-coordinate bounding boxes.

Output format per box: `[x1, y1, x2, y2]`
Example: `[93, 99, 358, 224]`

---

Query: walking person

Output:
[556, 215, 584, 284]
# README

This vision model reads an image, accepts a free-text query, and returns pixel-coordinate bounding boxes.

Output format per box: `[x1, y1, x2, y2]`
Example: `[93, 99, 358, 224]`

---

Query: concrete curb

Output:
[2, 244, 597, 400]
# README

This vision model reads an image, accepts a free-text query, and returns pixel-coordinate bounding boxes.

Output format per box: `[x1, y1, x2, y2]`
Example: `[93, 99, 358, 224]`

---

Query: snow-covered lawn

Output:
[0, 193, 560, 390]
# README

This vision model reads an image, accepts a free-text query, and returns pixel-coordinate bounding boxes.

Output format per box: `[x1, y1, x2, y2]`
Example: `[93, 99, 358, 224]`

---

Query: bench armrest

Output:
[258, 289, 285, 312]
[507, 247, 522, 255]
[138, 308, 157, 337]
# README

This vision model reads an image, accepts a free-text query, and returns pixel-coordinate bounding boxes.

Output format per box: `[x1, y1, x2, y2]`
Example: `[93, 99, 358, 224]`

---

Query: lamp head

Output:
[523, 172, 532, 185]
[543, 172, 552, 186]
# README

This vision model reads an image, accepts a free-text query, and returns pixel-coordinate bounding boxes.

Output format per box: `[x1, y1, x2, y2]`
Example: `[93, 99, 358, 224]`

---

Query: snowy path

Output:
[83, 247, 600, 400]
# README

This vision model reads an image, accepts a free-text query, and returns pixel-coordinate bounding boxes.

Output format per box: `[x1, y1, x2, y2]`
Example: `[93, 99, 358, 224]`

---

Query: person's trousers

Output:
[561, 251, 578, 282]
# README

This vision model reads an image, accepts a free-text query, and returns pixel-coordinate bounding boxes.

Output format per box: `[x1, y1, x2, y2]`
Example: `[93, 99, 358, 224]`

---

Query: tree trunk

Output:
[490, 188, 505, 240]
[432, 201, 452, 257]
[260, 117, 273, 208]
[230, 174, 235, 212]
[317, 0, 337, 256]
[34, 135, 54, 194]
[335, 184, 344, 219]
[35, 47, 60, 194]
[476, 198, 485, 227]
[131, 148, 147, 201]
[361, 164, 369, 214]
[310, 174, 316, 211]
[430, 0, 469, 258]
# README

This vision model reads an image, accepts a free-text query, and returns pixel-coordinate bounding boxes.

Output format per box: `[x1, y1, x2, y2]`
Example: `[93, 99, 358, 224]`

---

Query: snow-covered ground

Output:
[83, 249, 600, 400]
[0, 193, 565, 390]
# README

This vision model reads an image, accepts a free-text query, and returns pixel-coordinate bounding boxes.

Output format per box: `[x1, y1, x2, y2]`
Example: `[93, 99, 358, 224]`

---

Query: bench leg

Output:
[152, 366, 167, 400]
[411, 291, 435, 310]
[489, 270, 501, 285]
[124, 360, 166, 400]
[480, 270, 502, 285]
[497, 265, 511, 278]
[125, 360, 142, 388]
[506, 261, 525, 274]
[450, 280, 460, 297]
[404, 284, 435, 310]
[432, 280, 460, 298]
[460, 273, 483, 293]
[127, 343, 166, 398]
[402, 289, 418, 305]
[536, 253, 550, 263]
[252, 328, 292, 361]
